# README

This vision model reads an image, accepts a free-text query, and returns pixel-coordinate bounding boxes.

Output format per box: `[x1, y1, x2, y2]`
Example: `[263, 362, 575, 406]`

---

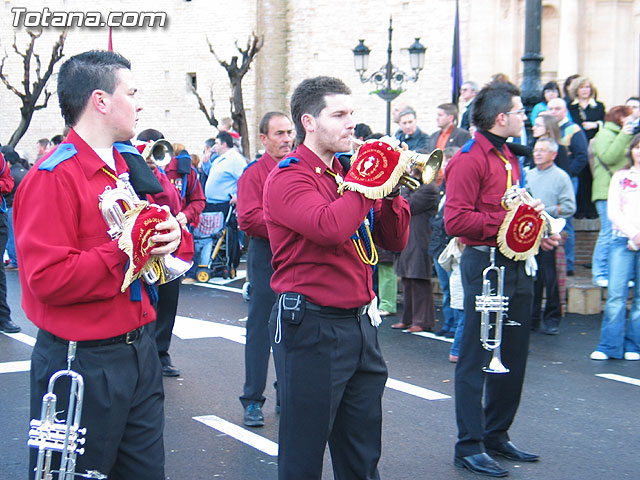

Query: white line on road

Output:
[0, 360, 31, 374]
[172, 316, 246, 344]
[193, 414, 278, 457]
[596, 373, 640, 387]
[407, 330, 454, 344]
[386, 378, 451, 400]
[189, 282, 244, 294]
[1, 331, 36, 346]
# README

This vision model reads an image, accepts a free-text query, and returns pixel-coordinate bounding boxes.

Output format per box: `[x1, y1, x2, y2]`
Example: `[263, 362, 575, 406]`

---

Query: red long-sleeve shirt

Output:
[444, 132, 521, 246]
[236, 152, 277, 239]
[263, 144, 410, 308]
[163, 158, 205, 227]
[13, 129, 193, 340]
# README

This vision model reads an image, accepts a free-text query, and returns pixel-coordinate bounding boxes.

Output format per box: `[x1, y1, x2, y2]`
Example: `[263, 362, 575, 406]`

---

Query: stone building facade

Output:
[1, 0, 639, 162]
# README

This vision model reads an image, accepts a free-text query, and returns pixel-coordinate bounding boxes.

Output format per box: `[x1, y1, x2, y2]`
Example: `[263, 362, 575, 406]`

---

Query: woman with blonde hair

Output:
[568, 77, 605, 219]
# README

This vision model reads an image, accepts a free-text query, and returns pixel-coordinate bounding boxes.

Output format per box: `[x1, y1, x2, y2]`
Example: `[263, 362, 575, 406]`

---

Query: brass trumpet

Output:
[28, 342, 107, 479]
[350, 137, 444, 191]
[475, 247, 516, 374]
[99, 172, 192, 285]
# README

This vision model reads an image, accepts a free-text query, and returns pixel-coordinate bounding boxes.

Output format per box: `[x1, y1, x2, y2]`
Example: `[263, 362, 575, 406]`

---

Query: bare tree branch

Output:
[198, 33, 263, 158]
[0, 29, 66, 147]
[189, 83, 218, 127]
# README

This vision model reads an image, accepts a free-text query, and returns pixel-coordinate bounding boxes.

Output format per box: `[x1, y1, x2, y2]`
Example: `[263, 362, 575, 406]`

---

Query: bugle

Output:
[99, 172, 192, 285]
[28, 342, 107, 479]
[350, 137, 443, 190]
[475, 247, 517, 374]
[141, 139, 174, 168]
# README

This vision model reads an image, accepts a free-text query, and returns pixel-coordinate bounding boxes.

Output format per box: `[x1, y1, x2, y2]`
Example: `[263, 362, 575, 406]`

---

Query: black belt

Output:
[42, 327, 143, 348]
[305, 301, 368, 317]
[471, 245, 492, 253]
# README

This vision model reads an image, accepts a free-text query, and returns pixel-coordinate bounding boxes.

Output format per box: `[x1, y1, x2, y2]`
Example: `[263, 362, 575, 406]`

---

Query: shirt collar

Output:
[65, 128, 128, 180]
[295, 144, 344, 175]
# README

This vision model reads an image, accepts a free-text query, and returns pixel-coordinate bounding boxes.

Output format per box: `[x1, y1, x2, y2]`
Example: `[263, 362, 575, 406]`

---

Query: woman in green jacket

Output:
[591, 105, 634, 286]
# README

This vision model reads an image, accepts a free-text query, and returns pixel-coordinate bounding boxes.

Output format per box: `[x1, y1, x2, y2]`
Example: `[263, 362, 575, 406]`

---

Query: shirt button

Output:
[143, 311, 148, 317]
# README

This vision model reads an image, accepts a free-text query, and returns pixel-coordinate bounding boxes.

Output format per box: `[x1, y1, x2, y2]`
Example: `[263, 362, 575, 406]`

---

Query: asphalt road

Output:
[1, 267, 639, 479]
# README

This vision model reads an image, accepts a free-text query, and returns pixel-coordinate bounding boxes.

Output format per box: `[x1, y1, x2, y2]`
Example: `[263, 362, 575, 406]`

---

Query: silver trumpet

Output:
[141, 139, 174, 168]
[475, 247, 518, 374]
[99, 172, 192, 285]
[28, 342, 107, 479]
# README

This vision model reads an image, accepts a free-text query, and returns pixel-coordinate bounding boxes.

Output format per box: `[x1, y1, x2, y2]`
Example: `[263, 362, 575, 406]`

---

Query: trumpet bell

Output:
[142, 139, 174, 168]
[482, 354, 510, 374]
[547, 216, 566, 235]
[417, 149, 444, 185]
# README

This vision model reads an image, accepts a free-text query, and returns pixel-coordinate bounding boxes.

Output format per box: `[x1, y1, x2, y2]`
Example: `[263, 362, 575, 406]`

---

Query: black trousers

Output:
[269, 302, 387, 480]
[154, 278, 181, 367]
[29, 327, 165, 479]
[454, 247, 533, 457]
[0, 211, 11, 322]
[240, 237, 277, 407]
[532, 249, 562, 329]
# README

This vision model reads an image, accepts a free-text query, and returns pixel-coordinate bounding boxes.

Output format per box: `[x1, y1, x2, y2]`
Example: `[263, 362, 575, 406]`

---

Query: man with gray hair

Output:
[460, 80, 478, 131]
[394, 107, 429, 151]
[527, 137, 576, 334]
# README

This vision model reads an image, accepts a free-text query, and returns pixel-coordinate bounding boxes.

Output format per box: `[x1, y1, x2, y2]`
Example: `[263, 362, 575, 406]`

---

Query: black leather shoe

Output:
[486, 441, 539, 462]
[0, 319, 21, 333]
[244, 403, 264, 427]
[454, 453, 508, 477]
[161, 365, 180, 377]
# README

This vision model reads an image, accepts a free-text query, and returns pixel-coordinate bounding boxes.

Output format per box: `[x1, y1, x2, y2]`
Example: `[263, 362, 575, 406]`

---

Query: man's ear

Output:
[89, 89, 109, 115]
[300, 113, 315, 135]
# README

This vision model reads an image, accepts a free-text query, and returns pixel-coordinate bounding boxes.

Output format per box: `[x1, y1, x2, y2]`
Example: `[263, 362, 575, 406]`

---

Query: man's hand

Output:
[582, 121, 599, 131]
[528, 197, 546, 215]
[541, 233, 561, 251]
[175, 212, 188, 228]
[150, 207, 182, 255]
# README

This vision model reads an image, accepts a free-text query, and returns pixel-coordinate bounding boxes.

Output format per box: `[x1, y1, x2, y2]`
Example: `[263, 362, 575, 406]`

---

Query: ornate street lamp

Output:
[353, 16, 426, 135]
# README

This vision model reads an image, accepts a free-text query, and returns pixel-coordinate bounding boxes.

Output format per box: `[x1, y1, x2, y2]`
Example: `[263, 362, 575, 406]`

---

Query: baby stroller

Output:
[192, 205, 241, 283]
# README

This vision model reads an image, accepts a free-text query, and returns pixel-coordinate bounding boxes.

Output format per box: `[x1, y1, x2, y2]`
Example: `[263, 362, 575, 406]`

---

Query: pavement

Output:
[1, 266, 639, 480]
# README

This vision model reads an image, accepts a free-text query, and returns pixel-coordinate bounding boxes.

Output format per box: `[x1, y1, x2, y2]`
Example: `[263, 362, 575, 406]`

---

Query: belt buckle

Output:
[125, 328, 139, 345]
[358, 305, 368, 316]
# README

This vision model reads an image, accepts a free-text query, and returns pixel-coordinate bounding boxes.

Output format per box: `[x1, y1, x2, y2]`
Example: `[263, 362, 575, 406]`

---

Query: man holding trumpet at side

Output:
[14, 50, 193, 479]
[264, 76, 410, 479]
[445, 81, 560, 477]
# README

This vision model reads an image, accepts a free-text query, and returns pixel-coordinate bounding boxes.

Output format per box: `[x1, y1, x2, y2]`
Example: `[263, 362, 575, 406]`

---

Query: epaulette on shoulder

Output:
[114, 142, 143, 158]
[461, 138, 475, 153]
[243, 159, 258, 173]
[278, 157, 299, 168]
[38, 143, 77, 171]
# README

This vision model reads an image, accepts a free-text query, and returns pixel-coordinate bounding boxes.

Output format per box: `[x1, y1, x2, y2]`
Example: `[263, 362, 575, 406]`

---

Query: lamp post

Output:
[521, 0, 543, 136]
[352, 16, 426, 135]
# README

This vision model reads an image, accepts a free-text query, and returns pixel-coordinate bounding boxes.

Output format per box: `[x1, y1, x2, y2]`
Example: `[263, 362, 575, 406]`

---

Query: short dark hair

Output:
[290, 76, 351, 144]
[626, 96, 640, 104]
[217, 131, 234, 148]
[471, 81, 521, 131]
[58, 50, 131, 127]
[37, 138, 50, 147]
[438, 103, 459, 123]
[50, 134, 64, 146]
[259, 111, 289, 135]
[204, 138, 216, 149]
[354, 123, 372, 140]
[137, 129, 165, 142]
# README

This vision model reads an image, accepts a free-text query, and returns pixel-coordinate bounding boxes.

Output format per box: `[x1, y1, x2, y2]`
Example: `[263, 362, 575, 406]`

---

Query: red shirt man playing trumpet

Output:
[263, 76, 410, 479]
